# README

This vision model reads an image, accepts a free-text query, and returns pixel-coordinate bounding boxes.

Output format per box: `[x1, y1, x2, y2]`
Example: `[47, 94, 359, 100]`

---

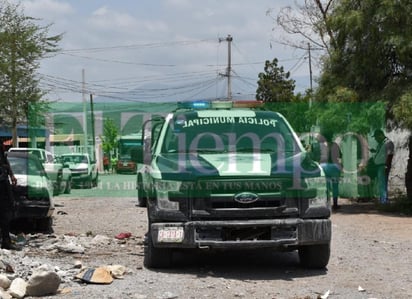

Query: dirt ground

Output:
[4, 193, 412, 299]
[27, 195, 410, 299]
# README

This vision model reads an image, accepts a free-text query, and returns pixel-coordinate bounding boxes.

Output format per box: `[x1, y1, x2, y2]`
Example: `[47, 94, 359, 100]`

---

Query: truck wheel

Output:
[144, 233, 172, 269]
[136, 177, 147, 207]
[92, 173, 99, 187]
[36, 217, 53, 233]
[85, 175, 93, 189]
[298, 243, 330, 269]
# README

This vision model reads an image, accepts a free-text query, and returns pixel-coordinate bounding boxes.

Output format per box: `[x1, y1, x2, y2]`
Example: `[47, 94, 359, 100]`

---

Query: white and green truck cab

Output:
[136, 100, 331, 269]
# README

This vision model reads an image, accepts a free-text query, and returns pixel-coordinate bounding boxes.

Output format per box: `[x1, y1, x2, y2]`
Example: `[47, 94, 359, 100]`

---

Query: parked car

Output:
[7, 152, 55, 232]
[116, 155, 137, 174]
[7, 148, 71, 195]
[60, 153, 98, 188]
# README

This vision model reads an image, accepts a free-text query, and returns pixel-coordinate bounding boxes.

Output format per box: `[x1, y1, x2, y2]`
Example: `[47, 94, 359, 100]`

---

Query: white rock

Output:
[0, 274, 11, 290]
[0, 288, 12, 299]
[8, 278, 27, 299]
[26, 270, 61, 297]
[73, 260, 82, 269]
[160, 291, 178, 299]
[35, 264, 53, 272]
[91, 235, 111, 245]
[56, 242, 85, 254]
[105, 265, 127, 279]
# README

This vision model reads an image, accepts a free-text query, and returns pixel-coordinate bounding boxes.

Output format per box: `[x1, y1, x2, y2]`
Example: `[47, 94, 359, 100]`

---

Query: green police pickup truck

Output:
[135, 100, 331, 269]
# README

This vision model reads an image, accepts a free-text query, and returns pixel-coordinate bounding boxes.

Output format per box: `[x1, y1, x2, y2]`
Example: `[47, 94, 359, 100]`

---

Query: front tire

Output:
[136, 177, 147, 207]
[298, 243, 330, 269]
[36, 217, 53, 233]
[92, 173, 99, 187]
[144, 233, 172, 269]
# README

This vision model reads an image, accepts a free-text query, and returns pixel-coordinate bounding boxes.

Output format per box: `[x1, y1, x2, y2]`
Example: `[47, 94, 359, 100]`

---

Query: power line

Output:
[60, 39, 217, 53]
[61, 53, 177, 67]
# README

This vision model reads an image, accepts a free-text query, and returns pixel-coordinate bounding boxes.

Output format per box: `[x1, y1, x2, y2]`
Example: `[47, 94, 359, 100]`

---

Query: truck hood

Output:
[153, 152, 321, 180]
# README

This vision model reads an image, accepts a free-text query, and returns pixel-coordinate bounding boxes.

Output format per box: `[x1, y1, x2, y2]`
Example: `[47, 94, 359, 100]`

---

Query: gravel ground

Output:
[5, 178, 412, 299]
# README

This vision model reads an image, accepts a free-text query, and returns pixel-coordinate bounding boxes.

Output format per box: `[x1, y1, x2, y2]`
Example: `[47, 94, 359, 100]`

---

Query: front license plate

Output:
[123, 162, 128, 166]
[158, 227, 184, 243]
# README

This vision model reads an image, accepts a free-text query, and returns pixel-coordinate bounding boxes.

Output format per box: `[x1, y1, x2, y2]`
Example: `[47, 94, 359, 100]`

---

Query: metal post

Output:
[90, 93, 96, 161]
[82, 69, 88, 153]
[227, 34, 233, 100]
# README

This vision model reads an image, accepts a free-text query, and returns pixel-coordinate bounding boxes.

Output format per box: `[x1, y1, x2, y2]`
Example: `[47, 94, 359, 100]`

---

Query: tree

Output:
[273, 0, 412, 201]
[256, 58, 296, 102]
[101, 118, 118, 159]
[0, 0, 62, 146]
[318, 0, 412, 104]
[393, 93, 412, 200]
[271, 0, 335, 57]
[317, 0, 412, 200]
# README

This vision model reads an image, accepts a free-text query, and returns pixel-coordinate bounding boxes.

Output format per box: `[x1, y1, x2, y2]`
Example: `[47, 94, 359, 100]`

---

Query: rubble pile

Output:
[0, 233, 132, 298]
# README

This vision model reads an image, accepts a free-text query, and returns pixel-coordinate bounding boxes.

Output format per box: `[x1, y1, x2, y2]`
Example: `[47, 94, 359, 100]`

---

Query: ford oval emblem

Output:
[234, 192, 259, 204]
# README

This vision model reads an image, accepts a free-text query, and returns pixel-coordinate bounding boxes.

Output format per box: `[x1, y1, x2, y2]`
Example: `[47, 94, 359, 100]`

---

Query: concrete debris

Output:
[0, 288, 12, 299]
[319, 289, 330, 299]
[0, 274, 11, 290]
[159, 291, 179, 299]
[8, 277, 27, 299]
[0, 233, 132, 298]
[91, 235, 112, 245]
[26, 270, 61, 297]
[55, 241, 85, 254]
[0, 260, 14, 274]
[73, 260, 83, 269]
[104, 265, 127, 279]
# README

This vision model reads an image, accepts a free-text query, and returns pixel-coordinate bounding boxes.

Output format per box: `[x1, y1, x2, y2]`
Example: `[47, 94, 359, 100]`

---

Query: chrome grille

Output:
[192, 178, 291, 211]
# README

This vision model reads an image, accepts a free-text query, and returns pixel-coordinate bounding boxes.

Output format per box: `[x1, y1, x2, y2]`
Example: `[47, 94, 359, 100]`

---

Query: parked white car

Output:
[61, 153, 99, 188]
[8, 147, 72, 195]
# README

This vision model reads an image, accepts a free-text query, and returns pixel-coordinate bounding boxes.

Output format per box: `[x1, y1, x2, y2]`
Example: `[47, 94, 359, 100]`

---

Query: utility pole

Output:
[308, 43, 313, 107]
[82, 69, 88, 154]
[219, 34, 233, 100]
[90, 93, 96, 161]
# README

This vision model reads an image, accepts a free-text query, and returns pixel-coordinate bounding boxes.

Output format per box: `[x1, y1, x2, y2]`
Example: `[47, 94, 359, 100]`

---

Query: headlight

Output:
[155, 180, 181, 210]
[304, 176, 329, 208]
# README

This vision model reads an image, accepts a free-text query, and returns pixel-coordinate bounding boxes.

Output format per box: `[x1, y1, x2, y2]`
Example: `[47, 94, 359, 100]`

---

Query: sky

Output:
[17, 0, 319, 103]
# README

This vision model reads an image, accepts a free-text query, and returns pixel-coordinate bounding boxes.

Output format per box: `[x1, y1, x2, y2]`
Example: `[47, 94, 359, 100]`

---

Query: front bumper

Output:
[150, 218, 331, 249]
[14, 201, 54, 219]
[116, 163, 136, 173]
[71, 172, 90, 182]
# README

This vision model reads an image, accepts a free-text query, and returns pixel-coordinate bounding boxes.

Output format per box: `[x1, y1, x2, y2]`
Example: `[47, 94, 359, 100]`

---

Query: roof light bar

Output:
[233, 100, 264, 108]
[177, 101, 211, 109]
[177, 100, 264, 110]
[210, 101, 233, 109]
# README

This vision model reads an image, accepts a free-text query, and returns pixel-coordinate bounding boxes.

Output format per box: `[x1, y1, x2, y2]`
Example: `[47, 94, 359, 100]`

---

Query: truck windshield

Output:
[162, 111, 301, 156]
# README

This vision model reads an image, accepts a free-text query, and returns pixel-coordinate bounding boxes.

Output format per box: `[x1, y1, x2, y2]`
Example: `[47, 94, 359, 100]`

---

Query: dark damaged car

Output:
[7, 152, 55, 232]
[136, 101, 331, 269]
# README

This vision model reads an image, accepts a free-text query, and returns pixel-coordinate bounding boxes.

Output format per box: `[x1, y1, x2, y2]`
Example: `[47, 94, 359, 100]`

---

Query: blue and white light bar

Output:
[177, 101, 211, 109]
[177, 100, 263, 110]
